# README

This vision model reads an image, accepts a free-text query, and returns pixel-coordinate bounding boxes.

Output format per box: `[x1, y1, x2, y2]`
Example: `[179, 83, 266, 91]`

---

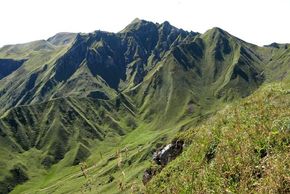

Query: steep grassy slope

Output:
[0, 19, 289, 194]
[0, 95, 137, 193]
[0, 36, 77, 113]
[0, 19, 195, 115]
[146, 82, 290, 193]
[129, 27, 265, 130]
[264, 45, 290, 82]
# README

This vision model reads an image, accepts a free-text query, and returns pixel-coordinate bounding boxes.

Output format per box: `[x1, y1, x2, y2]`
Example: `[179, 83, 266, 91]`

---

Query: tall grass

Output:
[146, 83, 290, 193]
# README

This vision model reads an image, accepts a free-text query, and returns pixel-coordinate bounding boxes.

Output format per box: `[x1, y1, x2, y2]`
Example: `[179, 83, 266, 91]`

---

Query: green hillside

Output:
[0, 19, 289, 193]
[146, 82, 290, 193]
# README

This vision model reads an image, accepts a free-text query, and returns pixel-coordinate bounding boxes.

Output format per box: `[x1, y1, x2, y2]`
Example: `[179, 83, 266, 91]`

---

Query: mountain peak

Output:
[207, 27, 228, 36]
[131, 17, 142, 24]
[160, 21, 171, 27]
[201, 27, 232, 42]
[159, 21, 177, 31]
[47, 32, 77, 46]
[264, 42, 289, 49]
[119, 18, 155, 33]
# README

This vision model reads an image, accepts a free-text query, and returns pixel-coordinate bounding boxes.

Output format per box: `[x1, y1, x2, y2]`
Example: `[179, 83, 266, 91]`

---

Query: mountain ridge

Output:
[0, 19, 289, 194]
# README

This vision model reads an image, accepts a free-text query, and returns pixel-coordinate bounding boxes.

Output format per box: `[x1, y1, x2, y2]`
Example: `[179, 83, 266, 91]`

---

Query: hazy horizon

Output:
[0, 0, 289, 47]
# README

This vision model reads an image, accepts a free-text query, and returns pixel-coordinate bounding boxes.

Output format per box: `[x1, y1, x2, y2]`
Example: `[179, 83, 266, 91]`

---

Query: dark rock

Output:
[142, 139, 184, 185]
[142, 167, 158, 185]
[153, 139, 184, 167]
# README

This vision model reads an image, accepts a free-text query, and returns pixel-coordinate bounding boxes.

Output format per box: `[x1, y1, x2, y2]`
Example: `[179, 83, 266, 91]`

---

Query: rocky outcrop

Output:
[153, 139, 184, 167]
[142, 139, 184, 185]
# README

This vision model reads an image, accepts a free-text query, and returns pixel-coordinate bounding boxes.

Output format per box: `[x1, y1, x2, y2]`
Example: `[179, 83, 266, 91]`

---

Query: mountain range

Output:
[0, 18, 289, 194]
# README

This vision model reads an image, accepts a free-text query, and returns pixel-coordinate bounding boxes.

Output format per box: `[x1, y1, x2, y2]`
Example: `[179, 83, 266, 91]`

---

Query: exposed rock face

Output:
[153, 139, 184, 167]
[142, 139, 184, 185]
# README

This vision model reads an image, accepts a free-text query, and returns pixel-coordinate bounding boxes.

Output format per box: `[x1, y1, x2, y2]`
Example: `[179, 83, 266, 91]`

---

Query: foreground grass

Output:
[147, 83, 290, 193]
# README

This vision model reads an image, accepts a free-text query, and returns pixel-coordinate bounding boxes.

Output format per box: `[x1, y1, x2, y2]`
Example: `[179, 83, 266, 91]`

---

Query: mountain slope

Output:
[0, 19, 289, 194]
[0, 20, 196, 114]
[129, 27, 265, 129]
[0, 96, 136, 193]
[146, 83, 290, 193]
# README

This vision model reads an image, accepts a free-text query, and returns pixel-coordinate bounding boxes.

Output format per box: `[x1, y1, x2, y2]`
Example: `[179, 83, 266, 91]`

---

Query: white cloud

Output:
[0, 0, 289, 47]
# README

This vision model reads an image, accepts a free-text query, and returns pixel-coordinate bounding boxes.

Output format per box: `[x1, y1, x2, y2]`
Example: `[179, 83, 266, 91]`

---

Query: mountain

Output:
[0, 19, 289, 194]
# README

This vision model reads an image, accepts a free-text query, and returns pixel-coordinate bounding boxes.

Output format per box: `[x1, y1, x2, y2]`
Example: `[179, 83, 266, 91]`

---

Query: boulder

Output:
[153, 139, 184, 166]
[142, 139, 184, 185]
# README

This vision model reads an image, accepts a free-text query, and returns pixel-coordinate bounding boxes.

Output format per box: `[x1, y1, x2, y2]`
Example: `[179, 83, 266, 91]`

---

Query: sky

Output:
[0, 0, 289, 47]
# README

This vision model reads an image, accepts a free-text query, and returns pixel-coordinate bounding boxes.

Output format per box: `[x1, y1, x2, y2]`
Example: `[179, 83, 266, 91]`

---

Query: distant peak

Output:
[119, 18, 155, 33]
[208, 27, 227, 34]
[161, 21, 171, 26]
[48, 32, 75, 40]
[128, 18, 150, 26]
[47, 32, 77, 46]
[131, 18, 142, 24]
[159, 21, 175, 29]
[264, 42, 289, 49]
[202, 27, 231, 40]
